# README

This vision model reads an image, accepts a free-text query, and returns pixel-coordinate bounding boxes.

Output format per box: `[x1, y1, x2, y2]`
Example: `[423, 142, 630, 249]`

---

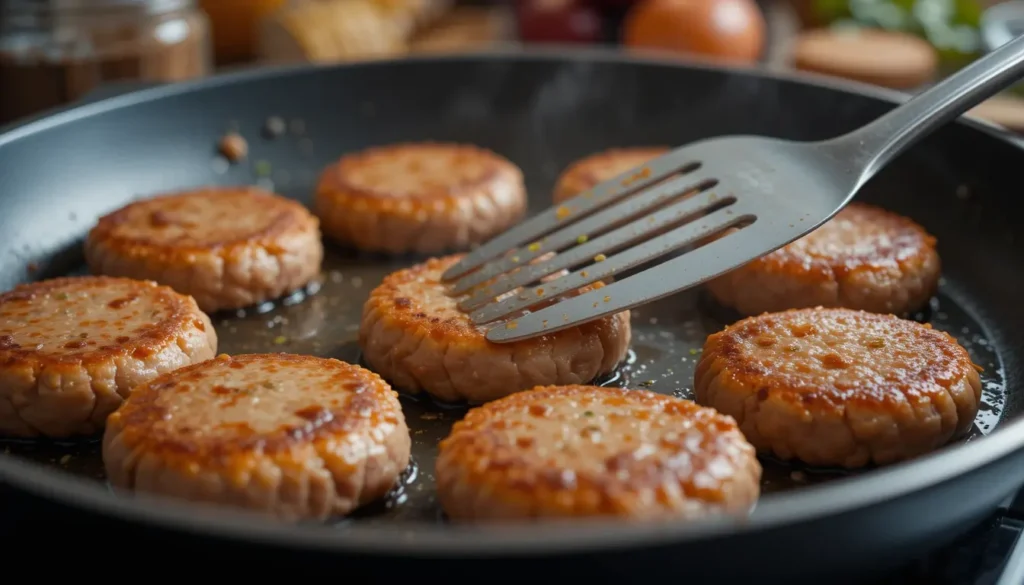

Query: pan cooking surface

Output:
[0, 248, 1006, 526]
[0, 55, 1020, 534]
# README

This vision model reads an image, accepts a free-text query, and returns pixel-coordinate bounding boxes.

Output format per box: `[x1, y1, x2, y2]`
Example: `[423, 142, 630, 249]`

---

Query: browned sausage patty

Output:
[436, 384, 761, 521]
[694, 308, 981, 468]
[86, 187, 323, 313]
[705, 202, 940, 316]
[359, 255, 632, 403]
[314, 142, 527, 254]
[553, 147, 669, 203]
[103, 353, 410, 522]
[0, 276, 217, 438]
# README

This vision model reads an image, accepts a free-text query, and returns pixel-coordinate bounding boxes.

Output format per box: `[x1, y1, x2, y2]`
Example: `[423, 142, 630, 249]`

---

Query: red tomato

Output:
[516, 0, 606, 44]
[623, 0, 766, 63]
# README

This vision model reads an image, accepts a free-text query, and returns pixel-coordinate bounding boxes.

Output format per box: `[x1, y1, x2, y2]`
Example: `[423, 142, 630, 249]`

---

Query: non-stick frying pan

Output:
[1, 48, 1024, 584]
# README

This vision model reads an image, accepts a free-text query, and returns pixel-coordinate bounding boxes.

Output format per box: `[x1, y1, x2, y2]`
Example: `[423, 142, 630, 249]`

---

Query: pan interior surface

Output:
[0, 52, 1023, 539]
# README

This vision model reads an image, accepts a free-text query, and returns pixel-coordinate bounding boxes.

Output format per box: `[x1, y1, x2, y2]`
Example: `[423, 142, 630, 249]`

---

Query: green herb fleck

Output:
[254, 160, 272, 176]
[576, 234, 589, 245]
[273, 335, 288, 345]
[689, 348, 700, 355]
[583, 410, 594, 417]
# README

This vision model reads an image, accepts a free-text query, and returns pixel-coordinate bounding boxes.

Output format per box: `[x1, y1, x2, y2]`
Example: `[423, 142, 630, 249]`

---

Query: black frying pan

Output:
[2, 48, 1024, 584]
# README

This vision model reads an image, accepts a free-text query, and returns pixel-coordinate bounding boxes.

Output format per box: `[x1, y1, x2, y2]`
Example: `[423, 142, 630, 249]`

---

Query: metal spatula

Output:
[443, 33, 1024, 344]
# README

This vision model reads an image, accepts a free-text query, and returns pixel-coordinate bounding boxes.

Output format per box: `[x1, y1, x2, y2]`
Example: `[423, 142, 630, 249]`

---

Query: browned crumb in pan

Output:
[219, 132, 248, 162]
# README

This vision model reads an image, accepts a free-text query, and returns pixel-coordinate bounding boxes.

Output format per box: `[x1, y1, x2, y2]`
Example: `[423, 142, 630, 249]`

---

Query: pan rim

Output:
[1, 45, 1023, 554]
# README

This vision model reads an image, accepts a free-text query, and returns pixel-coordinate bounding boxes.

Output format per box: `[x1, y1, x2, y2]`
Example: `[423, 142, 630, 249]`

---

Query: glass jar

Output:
[0, 0, 212, 125]
[198, 0, 285, 65]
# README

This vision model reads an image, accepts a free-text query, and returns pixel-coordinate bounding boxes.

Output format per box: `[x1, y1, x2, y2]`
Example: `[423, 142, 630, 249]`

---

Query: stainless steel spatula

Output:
[443, 33, 1024, 343]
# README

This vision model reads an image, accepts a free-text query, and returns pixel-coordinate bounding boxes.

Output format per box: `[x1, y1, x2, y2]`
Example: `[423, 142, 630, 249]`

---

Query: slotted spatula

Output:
[443, 33, 1024, 343]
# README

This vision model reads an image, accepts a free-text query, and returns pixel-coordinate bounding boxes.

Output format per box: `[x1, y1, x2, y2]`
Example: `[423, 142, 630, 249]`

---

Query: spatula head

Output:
[442, 135, 855, 343]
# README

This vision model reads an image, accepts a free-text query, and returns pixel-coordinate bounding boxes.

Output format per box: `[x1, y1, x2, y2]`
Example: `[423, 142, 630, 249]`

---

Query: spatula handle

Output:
[832, 33, 1024, 186]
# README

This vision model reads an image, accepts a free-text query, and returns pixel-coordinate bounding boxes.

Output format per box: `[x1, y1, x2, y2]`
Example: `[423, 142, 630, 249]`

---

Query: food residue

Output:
[264, 116, 286, 138]
[219, 132, 248, 162]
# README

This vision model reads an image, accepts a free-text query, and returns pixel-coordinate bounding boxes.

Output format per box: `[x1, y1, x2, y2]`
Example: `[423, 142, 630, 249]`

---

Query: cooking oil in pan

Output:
[0, 247, 1008, 525]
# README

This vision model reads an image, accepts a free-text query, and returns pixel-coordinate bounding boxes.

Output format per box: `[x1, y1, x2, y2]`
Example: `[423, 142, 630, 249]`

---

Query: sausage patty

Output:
[86, 187, 323, 314]
[103, 353, 410, 522]
[0, 276, 217, 438]
[553, 147, 669, 203]
[314, 142, 527, 254]
[694, 307, 981, 468]
[435, 384, 761, 521]
[705, 202, 941, 316]
[359, 255, 632, 403]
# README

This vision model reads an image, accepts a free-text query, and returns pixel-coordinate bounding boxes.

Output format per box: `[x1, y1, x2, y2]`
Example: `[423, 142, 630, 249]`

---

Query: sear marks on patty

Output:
[706, 202, 941, 316]
[103, 353, 411, 522]
[314, 142, 527, 254]
[553, 147, 670, 203]
[0, 276, 217, 438]
[435, 384, 761, 521]
[694, 307, 982, 468]
[359, 254, 632, 404]
[85, 186, 323, 314]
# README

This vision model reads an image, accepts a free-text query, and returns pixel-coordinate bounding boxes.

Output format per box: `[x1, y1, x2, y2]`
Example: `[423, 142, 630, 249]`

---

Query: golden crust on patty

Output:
[315, 142, 527, 254]
[706, 203, 940, 316]
[86, 187, 323, 313]
[0, 276, 216, 438]
[103, 353, 410, 522]
[359, 255, 631, 403]
[553, 147, 669, 203]
[694, 307, 981, 468]
[436, 384, 761, 521]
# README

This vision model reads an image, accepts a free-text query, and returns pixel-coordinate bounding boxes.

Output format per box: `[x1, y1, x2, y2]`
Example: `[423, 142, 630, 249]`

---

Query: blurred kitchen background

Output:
[2, 0, 1023, 128]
